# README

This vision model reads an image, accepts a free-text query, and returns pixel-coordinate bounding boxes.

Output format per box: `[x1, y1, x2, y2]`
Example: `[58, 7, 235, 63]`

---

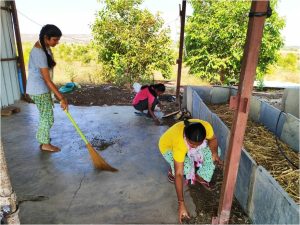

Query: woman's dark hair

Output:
[141, 83, 165, 97]
[39, 24, 62, 68]
[183, 119, 206, 142]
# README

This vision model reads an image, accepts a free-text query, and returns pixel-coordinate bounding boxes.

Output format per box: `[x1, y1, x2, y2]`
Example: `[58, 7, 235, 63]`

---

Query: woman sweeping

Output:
[158, 118, 222, 223]
[132, 83, 165, 125]
[26, 24, 68, 152]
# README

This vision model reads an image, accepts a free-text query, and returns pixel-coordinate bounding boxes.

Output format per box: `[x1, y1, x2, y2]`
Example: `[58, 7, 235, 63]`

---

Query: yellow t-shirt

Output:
[158, 119, 214, 162]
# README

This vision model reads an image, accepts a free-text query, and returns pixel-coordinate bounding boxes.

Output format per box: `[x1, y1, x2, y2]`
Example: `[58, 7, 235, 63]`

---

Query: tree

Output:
[185, 0, 285, 85]
[91, 0, 174, 85]
[54, 43, 97, 64]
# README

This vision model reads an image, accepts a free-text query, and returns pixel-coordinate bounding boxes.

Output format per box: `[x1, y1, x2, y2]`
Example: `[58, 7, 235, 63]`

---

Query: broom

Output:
[65, 110, 118, 172]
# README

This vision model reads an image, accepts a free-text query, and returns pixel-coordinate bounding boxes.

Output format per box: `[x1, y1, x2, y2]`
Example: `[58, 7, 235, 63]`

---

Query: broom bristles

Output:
[86, 143, 118, 172]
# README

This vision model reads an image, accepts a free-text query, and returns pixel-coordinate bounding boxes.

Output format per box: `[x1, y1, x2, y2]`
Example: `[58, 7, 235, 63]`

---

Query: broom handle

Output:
[65, 110, 89, 145]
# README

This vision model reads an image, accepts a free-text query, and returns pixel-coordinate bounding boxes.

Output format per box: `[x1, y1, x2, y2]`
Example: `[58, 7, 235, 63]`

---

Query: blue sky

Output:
[15, 0, 299, 46]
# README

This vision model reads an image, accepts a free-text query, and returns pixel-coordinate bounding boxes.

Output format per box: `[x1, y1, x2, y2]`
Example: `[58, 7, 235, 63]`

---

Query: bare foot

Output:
[195, 174, 214, 191]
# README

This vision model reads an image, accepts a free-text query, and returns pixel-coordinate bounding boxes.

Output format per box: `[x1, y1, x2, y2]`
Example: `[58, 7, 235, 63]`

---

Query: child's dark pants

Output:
[134, 98, 159, 112]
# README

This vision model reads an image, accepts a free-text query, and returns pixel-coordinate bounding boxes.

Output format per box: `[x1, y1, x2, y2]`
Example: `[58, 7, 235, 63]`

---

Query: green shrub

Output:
[278, 53, 298, 72]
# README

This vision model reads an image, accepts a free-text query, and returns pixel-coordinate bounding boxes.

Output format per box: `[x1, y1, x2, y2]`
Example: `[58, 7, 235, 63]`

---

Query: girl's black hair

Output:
[39, 24, 62, 68]
[141, 83, 166, 97]
[183, 119, 206, 142]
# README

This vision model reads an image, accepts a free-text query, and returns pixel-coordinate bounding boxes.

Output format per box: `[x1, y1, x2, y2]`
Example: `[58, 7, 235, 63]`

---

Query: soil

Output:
[61, 84, 136, 106]
[61, 83, 182, 127]
[59, 83, 254, 224]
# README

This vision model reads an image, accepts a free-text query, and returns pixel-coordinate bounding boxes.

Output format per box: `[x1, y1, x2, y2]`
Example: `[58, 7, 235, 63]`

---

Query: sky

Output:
[14, 0, 300, 46]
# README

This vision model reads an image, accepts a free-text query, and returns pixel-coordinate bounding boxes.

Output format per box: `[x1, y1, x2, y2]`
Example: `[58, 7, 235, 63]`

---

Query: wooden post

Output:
[175, 0, 186, 105]
[10, 1, 27, 94]
[213, 1, 269, 224]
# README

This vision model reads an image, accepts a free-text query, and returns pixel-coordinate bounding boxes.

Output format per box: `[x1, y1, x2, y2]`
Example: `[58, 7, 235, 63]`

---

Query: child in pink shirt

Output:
[132, 83, 165, 125]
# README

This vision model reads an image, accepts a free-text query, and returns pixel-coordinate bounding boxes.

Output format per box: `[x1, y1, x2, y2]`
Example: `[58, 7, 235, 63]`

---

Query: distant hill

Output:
[282, 46, 300, 51]
[21, 34, 300, 50]
[21, 34, 92, 43]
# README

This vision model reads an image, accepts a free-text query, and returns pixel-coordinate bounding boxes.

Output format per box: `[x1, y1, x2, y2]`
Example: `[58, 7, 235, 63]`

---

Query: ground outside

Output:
[2, 83, 251, 224]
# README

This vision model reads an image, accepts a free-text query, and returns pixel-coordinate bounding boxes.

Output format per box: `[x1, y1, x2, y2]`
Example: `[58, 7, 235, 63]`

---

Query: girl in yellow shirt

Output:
[158, 118, 221, 223]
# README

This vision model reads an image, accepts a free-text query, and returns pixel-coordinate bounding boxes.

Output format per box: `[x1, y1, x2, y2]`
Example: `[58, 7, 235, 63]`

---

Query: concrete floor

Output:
[1, 102, 195, 224]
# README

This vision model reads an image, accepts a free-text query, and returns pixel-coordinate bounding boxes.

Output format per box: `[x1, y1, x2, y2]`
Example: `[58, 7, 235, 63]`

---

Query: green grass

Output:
[153, 64, 209, 86]
[22, 41, 299, 86]
[54, 61, 104, 85]
[264, 67, 300, 83]
[54, 62, 209, 86]
[264, 50, 300, 84]
[39, 57, 300, 87]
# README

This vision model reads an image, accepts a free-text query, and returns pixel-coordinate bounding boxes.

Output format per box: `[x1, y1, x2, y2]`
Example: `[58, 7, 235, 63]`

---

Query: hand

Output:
[155, 106, 161, 112]
[154, 118, 161, 126]
[60, 98, 68, 111]
[212, 153, 223, 167]
[178, 201, 190, 224]
[158, 103, 163, 109]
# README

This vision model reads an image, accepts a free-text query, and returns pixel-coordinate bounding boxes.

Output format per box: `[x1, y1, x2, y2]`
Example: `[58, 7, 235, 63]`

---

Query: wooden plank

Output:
[1, 106, 21, 116]
[162, 110, 180, 118]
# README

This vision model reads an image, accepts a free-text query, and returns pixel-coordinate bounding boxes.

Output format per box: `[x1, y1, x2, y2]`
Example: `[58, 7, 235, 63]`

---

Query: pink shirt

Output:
[132, 87, 155, 106]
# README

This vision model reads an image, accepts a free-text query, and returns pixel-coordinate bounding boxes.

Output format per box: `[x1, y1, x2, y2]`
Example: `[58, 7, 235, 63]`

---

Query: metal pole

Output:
[175, 0, 186, 105]
[212, 1, 269, 224]
[10, 0, 27, 94]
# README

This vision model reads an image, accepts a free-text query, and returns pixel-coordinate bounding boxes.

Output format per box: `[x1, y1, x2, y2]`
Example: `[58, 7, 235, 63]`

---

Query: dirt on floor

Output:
[59, 83, 254, 224]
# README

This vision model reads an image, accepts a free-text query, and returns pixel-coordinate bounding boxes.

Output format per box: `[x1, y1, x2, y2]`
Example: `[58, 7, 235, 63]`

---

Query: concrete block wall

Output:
[248, 97, 299, 152]
[259, 102, 283, 134]
[249, 96, 261, 123]
[249, 166, 299, 224]
[274, 112, 286, 137]
[192, 91, 201, 119]
[185, 86, 194, 113]
[282, 87, 300, 119]
[191, 89, 229, 160]
[183, 85, 233, 107]
[210, 86, 231, 104]
[235, 149, 257, 212]
[193, 86, 213, 104]
[280, 113, 300, 151]
[211, 113, 230, 160]
[184, 85, 215, 112]
[256, 102, 299, 152]
[185, 86, 300, 224]
[185, 86, 300, 152]
[197, 95, 213, 124]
